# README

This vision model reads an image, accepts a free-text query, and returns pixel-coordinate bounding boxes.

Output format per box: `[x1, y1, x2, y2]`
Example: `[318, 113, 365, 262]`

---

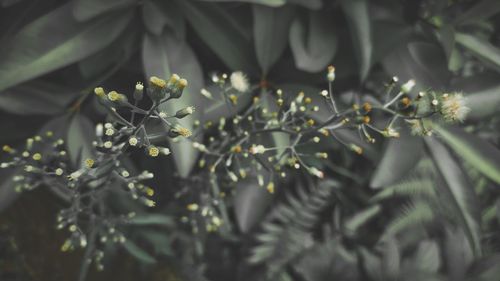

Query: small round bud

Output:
[94, 87, 106, 98]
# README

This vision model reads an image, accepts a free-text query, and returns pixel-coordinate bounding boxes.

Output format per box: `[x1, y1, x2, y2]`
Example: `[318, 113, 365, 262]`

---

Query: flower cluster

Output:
[189, 68, 470, 196]
[1, 74, 194, 272]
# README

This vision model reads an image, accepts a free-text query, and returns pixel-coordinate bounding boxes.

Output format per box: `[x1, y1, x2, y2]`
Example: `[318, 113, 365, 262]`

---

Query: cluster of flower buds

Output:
[1, 75, 197, 268]
[1, 132, 69, 192]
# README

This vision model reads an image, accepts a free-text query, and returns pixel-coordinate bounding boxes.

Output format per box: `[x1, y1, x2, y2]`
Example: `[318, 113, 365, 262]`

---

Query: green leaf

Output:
[178, 0, 258, 74]
[455, 32, 500, 71]
[454, 0, 500, 25]
[234, 177, 273, 233]
[425, 137, 481, 256]
[253, 5, 294, 75]
[72, 0, 136, 21]
[466, 84, 500, 120]
[142, 30, 204, 177]
[434, 125, 500, 185]
[200, 0, 286, 6]
[414, 240, 441, 273]
[344, 205, 381, 236]
[383, 40, 449, 90]
[67, 113, 96, 168]
[288, 0, 322, 9]
[0, 3, 133, 93]
[340, 0, 372, 81]
[142, 0, 185, 38]
[0, 80, 76, 115]
[370, 131, 424, 188]
[128, 214, 175, 227]
[289, 11, 338, 72]
[123, 240, 157, 264]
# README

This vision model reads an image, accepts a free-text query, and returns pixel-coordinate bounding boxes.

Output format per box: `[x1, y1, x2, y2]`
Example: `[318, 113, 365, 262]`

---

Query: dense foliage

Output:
[0, 0, 500, 281]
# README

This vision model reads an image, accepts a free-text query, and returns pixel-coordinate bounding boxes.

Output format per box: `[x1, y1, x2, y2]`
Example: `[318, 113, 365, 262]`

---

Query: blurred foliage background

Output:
[1, 0, 500, 280]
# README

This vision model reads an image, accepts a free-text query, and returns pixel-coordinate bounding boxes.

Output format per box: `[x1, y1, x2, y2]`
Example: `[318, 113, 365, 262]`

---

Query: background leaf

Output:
[289, 11, 338, 72]
[434, 125, 500, 184]
[0, 3, 133, 93]
[67, 113, 96, 168]
[425, 137, 481, 256]
[340, 0, 372, 81]
[142, 30, 204, 177]
[253, 5, 295, 75]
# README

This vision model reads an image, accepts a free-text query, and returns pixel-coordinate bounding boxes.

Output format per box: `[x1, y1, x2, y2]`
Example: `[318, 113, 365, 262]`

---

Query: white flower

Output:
[441, 93, 470, 122]
[230, 71, 249, 92]
[249, 144, 266, 155]
[69, 169, 84, 181]
[128, 137, 138, 146]
[401, 79, 416, 93]
[308, 167, 324, 179]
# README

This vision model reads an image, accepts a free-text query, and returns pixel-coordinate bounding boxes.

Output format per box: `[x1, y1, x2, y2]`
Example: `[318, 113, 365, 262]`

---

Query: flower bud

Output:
[175, 106, 195, 119]
[133, 82, 144, 100]
[148, 76, 168, 103]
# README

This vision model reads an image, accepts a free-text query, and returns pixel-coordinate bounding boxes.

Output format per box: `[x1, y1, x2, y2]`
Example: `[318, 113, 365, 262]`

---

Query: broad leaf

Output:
[454, 0, 500, 25]
[128, 214, 175, 227]
[340, 0, 372, 81]
[123, 240, 157, 264]
[72, 0, 136, 21]
[434, 125, 500, 184]
[289, 11, 338, 72]
[455, 32, 500, 72]
[0, 3, 133, 93]
[234, 177, 273, 233]
[465, 84, 500, 120]
[142, 0, 185, 39]
[370, 130, 424, 188]
[200, 0, 286, 6]
[425, 137, 481, 256]
[253, 5, 294, 75]
[0, 80, 76, 115]
[178, 0, 258, 74]
[67, 113, 96, 168]
[142, 30, 204, 177]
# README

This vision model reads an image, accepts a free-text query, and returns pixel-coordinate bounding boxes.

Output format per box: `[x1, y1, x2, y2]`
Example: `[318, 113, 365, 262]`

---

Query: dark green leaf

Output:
[123, 240, 157, 264]
[128, 214, 175, 227]
[142, 30, 204, 177]
[465, 84, 500, 120]
[72, 0, 136, 21]
[289, 11, 338, 72]
[178, 0, 258, 74]
[425, 137, 481, 256]
[344, 205, 381, 236]
[454, 0, 500, 25]
[455, 32, 500, 71]
[434, 125, 500, 184]
[370, 131, 424, 188]
[200, 0, 286, 6]
[142, 0, 185, 39]
[67, 113, 96, 168]
[0, 3, 133, 93]
[234, 178, 273, 233]
[340, 0, 372, 81]
[0, 80, 76, 115]
[288, 0, 322, 9]
[253, 5, 294, 75]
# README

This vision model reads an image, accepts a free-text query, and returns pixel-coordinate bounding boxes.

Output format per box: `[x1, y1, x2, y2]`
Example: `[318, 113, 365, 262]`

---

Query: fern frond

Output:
[248, 182, 336, 277]
[371, 178, 436, 202]
[385, 200, 435, 236]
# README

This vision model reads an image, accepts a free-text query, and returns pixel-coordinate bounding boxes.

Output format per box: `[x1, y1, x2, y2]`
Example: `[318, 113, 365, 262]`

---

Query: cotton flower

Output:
[441, 93, 470, 122]
[230, 71, 249, 92]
